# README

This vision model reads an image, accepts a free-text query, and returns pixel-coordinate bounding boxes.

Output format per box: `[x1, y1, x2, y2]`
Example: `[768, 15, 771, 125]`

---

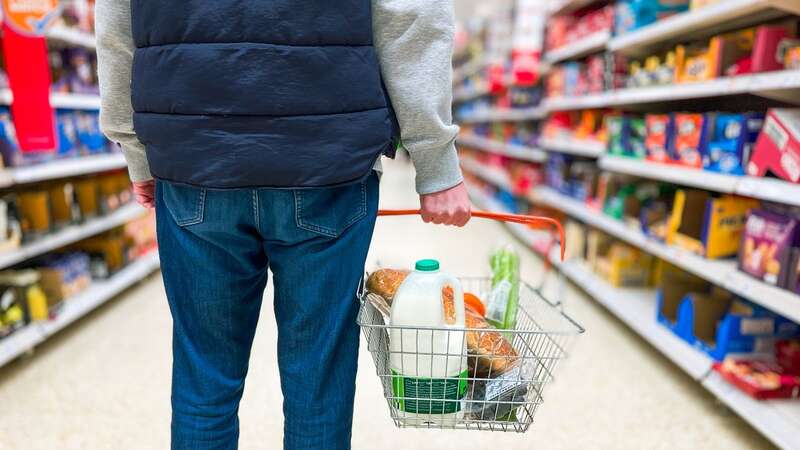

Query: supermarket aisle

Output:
[0, 159, 773, 450]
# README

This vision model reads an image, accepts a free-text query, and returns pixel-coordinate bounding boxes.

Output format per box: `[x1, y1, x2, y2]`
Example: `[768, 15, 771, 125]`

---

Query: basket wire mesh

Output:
[357, 277, 584, 432]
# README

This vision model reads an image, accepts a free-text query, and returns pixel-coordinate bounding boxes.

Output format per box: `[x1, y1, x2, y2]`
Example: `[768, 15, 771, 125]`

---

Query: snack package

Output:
[739, 209, 799, 286]
[465, 309, 519, 378]
[673, 113, 712, 168]
[465, 364, 528, 421]
[703, 113, 764, 175]
[714, 358, 800, 399]
[645, 113, 675, 162]
[747, 108, 800, 184]
[487, 245, 521, 331]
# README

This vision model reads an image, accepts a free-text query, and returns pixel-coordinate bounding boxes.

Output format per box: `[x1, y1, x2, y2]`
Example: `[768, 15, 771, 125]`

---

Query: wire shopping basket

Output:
[357, 210, 585, 433]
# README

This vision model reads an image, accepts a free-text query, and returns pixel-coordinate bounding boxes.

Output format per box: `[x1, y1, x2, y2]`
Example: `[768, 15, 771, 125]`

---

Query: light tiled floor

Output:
[0, 159, 774, 449]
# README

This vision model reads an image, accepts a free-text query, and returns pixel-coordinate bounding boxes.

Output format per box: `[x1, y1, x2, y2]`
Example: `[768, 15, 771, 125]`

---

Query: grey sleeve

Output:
[95, 0, 152, 182]
[372, 0, 463, 195]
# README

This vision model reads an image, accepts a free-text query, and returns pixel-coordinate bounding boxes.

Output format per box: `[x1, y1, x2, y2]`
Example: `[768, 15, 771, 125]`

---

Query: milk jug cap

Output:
[415, 259, 440, 272]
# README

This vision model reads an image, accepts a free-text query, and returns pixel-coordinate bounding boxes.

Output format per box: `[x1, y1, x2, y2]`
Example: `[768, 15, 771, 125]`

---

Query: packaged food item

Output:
[751, 23, 796, 73]
[465, 309, 518, 377]
[0, 270, 47, 334]
[777, 339, 800, 374]
[668, 190, 759, 259]
[37, 252, 92, 303]
[487, 245, 520, 331]
[703, 113, 764, 175]
[75, 178, 99, 217]
[366, 269, 410, 303]
[465, 364, 528, 421]
[18, 190, 52, 237]
[389, 259, 467, 426]
[614, 0, 690, 36]
[747, 108, 800, 184]
[645, 114, 675, 162]
[48, 182, 76, 227]
[739, 209, 798, 286]
[714, 358, 800, 399]
[673, 113, 712, 168]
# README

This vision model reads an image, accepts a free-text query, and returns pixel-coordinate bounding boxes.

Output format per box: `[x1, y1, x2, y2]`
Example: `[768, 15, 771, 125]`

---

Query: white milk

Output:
[389, 259, 467, 426]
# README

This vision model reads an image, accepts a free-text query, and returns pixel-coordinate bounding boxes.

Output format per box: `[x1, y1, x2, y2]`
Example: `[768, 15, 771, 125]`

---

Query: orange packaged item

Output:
[18, 190, 51, 236]
[365, 268, 409, 303]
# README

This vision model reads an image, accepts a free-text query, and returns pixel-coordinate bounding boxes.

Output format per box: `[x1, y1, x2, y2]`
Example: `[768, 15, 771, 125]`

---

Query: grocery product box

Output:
[703, 113, 764, 175]
[37, 253, 92, 304]
[747, 108, 800, 184]
[589, 230, 654, 287]
[614, 0, 689, 36]
[676, 29, 753, 82]
[607, 116, 646, 158]
[714, 358, 800, 399]
[739, 209, 799, 287]
[667, 190, 759, 259]
[672, 113, 713, 168]
[645, 114, 675, 162]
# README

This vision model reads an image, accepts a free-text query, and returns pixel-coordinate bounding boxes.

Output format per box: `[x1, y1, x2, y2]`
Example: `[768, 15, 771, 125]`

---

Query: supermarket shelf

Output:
[0, 89, 101, 110]
[599, 156, 740, 193]
[0, 252, 160, 368]
[458, 134, 547, 163]
[453, 83, 490, 103]
[539, 136, 606, 157]
[548, 0, 600, 16]
[0, 153, 127, 188]
[529, 186, 800, 324]
[544, 30, 610, 64]
[599, 156, 800, 207]
[453, 56, 490, 86]
[543, 69, 800, 110]
[461, 158, 514, 191]
[703, 372, 800, 450]
[0, 202, 147, 270]
[473, 177, 800, 450]
[608, 0, 800, 57]
[46, 27, 96, 49]
[459, 106, 547, 124]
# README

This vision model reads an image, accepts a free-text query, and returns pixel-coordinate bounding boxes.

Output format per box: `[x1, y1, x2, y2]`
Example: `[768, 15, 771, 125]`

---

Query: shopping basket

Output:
[357, 210, 585, 433]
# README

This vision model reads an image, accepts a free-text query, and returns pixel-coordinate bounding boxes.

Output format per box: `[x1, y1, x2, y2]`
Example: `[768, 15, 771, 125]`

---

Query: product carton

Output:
[747, 108, 800, 184]
[667, 190, 760, 259]
[645, 114, 675, 163]
[739, 209, 799, 287]
[672, 113, 713, 168]
[751, 23, 796, 73]
[703, 113, 764, 175]
[589, 231, 654, 287]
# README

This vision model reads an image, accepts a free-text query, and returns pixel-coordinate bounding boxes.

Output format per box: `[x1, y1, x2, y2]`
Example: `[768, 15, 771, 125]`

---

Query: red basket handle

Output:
[377, 209, 565, 261]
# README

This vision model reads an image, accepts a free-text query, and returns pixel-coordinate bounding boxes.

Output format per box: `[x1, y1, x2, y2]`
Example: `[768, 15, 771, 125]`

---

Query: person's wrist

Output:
[410, 143, 463, 195]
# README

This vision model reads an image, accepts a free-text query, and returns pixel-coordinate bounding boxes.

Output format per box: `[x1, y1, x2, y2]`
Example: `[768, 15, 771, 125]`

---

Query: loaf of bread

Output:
[366, 269, 410, 304]
[465, 310, 518, 377]
[441, 287, 518, 377]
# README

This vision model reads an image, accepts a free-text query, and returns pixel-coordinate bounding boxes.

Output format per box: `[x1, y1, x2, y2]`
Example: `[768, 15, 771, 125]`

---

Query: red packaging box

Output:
[714, 358, 800, 400]
[673, 113, 712, 168]
[747, 108, 800, 183]
[752, 24, 795, 73]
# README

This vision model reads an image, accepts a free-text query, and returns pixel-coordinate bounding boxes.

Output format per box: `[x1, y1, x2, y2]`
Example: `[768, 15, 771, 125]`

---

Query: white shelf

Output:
[544, 30, 610, 64]
[461, 158, 514, 191]
[459, 106, 547, 124]
[471, 173, 800, 450]
[458, 134, 547, 163]
[599, 156, 800, 207]
[453, 83, 490, 103]
[0, 202, 147, 270]
[46, 27, 96, 49]
[703, 372, 800, 450]
[539, 136, 606, 158]
[0, 153, 127, 188]
[0, 89, 101, 110]
[608, 0, 800, 57]
[530, 186, 800, 324]
[0, 251, 160, 368]
[599, 156, 740, 193]
[543, 70, 800, 110]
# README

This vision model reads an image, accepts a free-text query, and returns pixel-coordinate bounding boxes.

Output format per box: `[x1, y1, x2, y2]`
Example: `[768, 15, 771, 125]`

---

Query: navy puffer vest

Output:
[130, 1, 397, 188]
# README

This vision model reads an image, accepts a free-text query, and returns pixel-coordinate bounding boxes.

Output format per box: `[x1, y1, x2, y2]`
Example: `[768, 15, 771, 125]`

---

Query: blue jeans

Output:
[155, 173, 379, 450]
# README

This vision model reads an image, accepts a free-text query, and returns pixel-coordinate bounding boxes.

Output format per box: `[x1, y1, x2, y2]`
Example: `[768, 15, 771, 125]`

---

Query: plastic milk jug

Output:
[389, 259, 468, 426]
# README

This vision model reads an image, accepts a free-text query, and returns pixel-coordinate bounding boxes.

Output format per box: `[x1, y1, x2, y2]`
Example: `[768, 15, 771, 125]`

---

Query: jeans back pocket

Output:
[294, 180, 367, 238]
[159, 182, 207, 227]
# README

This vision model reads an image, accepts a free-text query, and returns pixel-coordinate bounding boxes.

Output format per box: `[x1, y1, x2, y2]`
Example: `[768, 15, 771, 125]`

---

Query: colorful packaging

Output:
[748, 108, 800, 183]
[739, 209, 799, 286]
[0, 107, 20, 167]
[668, 190, 760, 259]
[645, 114, 675, 162]
[703, 113, 764, 175]
[614, 0, 690, 36]
[751, 23, 796, 73]
[56, 110, 78, 157]
[673, 113, 712, 168]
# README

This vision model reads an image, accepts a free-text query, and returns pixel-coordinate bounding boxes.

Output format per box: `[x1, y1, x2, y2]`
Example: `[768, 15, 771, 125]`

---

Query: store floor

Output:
[0, 159, 774, 450]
